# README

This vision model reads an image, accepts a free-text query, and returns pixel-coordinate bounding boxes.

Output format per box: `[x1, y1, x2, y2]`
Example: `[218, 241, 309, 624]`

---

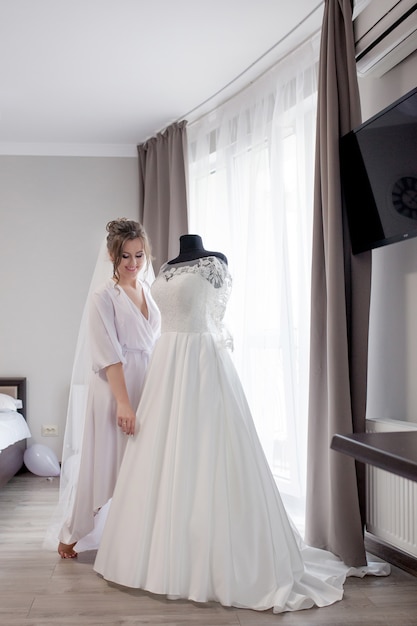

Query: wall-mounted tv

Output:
[340, 85, 417, 254]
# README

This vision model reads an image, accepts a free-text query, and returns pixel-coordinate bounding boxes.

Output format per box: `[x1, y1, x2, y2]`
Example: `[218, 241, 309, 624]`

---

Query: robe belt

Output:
[122, 346, 151, 356]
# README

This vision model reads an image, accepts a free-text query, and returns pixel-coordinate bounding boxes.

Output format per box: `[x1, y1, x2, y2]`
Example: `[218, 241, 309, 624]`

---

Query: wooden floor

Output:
[1, 473, 417, 626]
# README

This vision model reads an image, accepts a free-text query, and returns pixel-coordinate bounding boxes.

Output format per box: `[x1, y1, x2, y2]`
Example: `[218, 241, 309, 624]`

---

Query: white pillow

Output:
[0, 393, 21, 411]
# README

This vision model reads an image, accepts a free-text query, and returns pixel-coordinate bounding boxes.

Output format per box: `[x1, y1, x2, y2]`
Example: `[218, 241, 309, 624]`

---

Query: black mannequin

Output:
[167, 234, 228, 265]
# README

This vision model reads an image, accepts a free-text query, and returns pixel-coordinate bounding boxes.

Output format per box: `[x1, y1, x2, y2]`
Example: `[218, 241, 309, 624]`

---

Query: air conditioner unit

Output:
[353, 0, 417, 77]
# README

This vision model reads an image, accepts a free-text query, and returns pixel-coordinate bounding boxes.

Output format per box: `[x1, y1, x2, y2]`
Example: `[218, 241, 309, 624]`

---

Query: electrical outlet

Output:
[41, 424, 59, 437]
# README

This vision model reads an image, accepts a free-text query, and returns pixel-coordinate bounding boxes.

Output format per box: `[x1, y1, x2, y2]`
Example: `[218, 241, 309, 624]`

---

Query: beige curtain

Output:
[305, 0, 371, 567]
[138, 121, 189, 273]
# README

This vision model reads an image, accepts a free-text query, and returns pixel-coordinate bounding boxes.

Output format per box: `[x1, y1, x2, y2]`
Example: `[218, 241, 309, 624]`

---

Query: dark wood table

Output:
[331, 431, 417, 482]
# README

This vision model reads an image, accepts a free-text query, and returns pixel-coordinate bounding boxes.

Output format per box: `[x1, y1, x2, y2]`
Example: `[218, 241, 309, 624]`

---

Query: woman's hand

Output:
[105, 363, 136, 436]
[117, 402, 136, 436]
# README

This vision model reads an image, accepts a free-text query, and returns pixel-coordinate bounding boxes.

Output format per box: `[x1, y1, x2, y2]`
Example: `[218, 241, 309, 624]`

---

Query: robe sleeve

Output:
[89, 286, 126, 373]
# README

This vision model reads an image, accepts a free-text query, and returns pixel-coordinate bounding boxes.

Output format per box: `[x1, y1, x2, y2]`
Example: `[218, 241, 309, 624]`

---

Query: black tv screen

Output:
[340, 86, 417, 254]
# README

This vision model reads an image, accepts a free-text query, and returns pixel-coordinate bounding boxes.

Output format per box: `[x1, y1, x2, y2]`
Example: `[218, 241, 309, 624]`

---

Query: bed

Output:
[0, 377, 31, 487]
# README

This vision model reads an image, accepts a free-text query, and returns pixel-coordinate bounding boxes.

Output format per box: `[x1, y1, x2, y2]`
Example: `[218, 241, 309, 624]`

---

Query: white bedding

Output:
[0, 410, 31, 451]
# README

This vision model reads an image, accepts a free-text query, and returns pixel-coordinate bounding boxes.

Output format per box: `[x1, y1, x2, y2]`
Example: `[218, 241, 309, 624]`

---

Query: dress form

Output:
[94, 253, 389, 612]
[167, 234, 227, 265]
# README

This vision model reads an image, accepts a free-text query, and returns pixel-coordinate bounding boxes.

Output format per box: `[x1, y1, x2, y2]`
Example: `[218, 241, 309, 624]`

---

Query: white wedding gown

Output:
[94, 256, 389, 614]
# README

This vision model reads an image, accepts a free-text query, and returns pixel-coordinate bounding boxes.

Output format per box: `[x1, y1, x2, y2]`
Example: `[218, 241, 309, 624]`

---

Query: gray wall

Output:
[0, 155, 139, 457]
[358, 50, 417, 423]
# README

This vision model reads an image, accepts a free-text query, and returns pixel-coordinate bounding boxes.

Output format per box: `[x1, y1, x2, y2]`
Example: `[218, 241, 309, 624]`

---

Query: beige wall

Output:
[0, 155, 139, 457]
[357, 50, 417, 423]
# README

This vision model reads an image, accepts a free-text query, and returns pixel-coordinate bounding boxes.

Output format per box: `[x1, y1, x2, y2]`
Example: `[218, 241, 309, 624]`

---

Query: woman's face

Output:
[116, 238, 146, 282]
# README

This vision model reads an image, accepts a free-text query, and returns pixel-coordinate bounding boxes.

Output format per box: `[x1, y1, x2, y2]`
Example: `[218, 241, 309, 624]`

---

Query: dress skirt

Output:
[94, 330, 376, 613]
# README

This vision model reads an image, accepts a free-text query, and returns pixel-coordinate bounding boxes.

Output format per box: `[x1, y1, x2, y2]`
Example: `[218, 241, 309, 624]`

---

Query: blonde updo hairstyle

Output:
[106, 218, 152, 283]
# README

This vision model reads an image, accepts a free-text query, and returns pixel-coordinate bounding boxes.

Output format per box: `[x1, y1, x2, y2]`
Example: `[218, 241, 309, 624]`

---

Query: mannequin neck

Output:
[167, 234, 227, 265]
[179, 234, 205, 253]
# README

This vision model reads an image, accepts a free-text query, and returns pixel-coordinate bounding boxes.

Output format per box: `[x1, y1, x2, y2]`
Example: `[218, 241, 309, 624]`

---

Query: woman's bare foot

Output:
[58, 542, 78, 559]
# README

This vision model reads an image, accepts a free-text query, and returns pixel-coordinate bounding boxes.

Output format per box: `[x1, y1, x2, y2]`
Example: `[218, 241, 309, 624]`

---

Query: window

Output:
[187, 37, 319, 530]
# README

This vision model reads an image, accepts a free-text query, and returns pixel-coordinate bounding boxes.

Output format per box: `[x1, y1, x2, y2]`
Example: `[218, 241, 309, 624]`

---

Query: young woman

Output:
[56, 218, 160, 558]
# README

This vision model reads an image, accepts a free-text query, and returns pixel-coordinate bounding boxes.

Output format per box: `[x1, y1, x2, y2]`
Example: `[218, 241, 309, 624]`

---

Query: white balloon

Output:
[24, 444, 61, 477]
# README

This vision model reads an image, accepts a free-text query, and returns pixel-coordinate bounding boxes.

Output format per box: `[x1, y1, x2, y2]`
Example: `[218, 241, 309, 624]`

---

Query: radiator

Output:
[366, 418, 417, 557]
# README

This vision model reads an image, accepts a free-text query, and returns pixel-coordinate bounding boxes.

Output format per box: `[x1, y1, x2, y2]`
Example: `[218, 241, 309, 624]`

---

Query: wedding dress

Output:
[94, 255, 389, 613]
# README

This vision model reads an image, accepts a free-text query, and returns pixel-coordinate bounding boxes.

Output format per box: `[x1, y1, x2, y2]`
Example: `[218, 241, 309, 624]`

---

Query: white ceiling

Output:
[0, 0, 324, 156]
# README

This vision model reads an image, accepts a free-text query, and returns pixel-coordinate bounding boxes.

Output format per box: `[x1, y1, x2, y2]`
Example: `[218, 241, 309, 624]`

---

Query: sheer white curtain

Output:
[187, 35, 320, 532]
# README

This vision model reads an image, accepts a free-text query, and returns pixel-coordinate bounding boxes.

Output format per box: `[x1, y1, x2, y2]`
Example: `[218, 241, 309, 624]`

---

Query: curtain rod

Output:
[179, 1, 324, 126]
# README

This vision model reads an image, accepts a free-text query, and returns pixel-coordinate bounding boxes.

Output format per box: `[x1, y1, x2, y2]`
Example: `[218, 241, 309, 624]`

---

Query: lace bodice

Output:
[151, 256, 232, 347]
